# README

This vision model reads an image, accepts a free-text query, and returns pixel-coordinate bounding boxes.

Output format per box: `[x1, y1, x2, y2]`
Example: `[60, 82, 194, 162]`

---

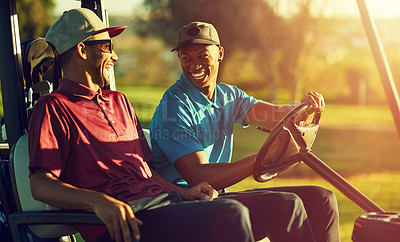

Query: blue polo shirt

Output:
[149, 73, 259, 187]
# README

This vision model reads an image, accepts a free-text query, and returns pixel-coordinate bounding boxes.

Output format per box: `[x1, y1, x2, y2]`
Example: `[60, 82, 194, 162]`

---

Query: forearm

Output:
[197, 157, 255, 190]
[245, 92, 325, 129]
[151, 168, 186, 194]
[176, 152, 256, 190]
[30, 169, 105, 211]
[151, 168, 217, 201]
[244, 101, 297, 129]
[30, 170, 143, 242]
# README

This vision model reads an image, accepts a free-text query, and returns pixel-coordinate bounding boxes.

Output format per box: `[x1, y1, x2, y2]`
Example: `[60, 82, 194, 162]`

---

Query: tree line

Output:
[14, 0, 400, 105]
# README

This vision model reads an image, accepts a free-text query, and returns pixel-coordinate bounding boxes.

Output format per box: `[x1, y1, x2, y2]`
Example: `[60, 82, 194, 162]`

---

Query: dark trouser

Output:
[219, 186, 340, 242]
[105, 192, 255, 242]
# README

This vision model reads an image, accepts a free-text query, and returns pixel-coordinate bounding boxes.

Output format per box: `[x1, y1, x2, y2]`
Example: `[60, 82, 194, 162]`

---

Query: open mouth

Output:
[104, 62, 113, 73]
[191, 70, 206, 80]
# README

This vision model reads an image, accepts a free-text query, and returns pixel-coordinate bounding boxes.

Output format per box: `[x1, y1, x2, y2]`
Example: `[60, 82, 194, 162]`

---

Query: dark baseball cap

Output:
[171, 21, 220, 52]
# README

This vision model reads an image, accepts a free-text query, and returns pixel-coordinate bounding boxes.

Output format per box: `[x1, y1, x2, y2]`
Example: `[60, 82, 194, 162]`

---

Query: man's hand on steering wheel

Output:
[301, 91, 325, 114]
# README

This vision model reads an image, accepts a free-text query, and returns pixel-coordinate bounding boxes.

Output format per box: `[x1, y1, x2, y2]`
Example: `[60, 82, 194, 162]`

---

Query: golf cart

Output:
[0, 0, 399, 241]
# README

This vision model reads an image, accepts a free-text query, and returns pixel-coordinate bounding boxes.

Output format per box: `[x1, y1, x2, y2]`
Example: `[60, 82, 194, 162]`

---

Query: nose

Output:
[111, 50, 118, 61]
[191, 61, 202, 71]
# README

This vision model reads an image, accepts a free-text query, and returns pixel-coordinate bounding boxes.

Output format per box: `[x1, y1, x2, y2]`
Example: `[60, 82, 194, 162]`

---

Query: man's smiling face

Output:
[84, 32, 118, 89]
[178, 44, 224, 96]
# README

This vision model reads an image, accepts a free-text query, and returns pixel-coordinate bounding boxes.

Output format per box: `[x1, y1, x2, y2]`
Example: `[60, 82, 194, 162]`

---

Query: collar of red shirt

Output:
[57, 79, 110, 102]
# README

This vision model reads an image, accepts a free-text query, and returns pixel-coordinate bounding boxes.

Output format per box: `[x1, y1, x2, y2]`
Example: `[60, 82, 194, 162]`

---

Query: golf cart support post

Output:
[356, 0, 400, 140]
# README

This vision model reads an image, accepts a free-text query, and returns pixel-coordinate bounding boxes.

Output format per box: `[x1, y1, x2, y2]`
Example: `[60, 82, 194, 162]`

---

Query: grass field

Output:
[229, 173, 400, 241]
[118, 85, 400, 241]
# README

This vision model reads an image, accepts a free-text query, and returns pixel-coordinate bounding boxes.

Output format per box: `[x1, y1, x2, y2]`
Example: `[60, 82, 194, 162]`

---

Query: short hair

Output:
[56, 46, 75, 68]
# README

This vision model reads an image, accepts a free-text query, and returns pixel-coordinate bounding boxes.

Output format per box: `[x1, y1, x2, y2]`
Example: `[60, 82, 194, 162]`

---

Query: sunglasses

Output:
[83, 39, 113, 53]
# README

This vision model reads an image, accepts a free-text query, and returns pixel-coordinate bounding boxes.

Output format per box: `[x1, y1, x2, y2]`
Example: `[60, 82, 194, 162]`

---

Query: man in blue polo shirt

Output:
[150, 21, 340, 241]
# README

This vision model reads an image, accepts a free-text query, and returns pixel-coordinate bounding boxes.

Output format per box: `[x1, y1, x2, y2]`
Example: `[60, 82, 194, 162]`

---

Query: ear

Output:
[218, 46, 224, 62]
[76, 42, 88, 60]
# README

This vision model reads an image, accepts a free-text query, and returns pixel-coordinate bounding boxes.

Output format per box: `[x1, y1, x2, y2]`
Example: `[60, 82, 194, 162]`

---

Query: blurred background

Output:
[8, 0, 400, 240]
[17, 0, 400, 106]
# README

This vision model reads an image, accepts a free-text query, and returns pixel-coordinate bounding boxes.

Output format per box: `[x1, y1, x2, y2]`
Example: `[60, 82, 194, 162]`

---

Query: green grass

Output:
[231, 124, 400, 177]
[117, 85, 400, 242]
[229, 173, 400, 241]
[230, 110, 400, 241]
[321, 105, 395, 128]
[118, 85, 168, 127]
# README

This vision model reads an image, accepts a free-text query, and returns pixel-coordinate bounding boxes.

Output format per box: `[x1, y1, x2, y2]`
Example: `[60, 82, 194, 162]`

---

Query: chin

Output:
[102, 77, 110, 87]
[191, 81, 204, 89]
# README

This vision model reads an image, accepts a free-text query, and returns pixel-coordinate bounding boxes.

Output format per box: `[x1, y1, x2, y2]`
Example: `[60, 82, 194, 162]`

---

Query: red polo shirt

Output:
[28, 79, 167, 240]
[28, 79, 166, 202]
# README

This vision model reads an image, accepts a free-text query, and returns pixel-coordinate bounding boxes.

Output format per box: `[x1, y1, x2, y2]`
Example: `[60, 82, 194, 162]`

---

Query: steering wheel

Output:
[252, 103, 385, 213]
[253, 102, 321, 182]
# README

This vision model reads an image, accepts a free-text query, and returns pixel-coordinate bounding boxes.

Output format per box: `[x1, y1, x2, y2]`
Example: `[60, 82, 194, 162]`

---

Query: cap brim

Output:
[171, 39, 219, 52]
[96, 25, 127, 38]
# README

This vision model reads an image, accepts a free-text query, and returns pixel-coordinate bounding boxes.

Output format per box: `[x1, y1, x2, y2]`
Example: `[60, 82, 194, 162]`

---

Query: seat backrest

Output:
[8, 130, 153, 239]
[143, 128, 152, 150]
[9, 133, 78, 238]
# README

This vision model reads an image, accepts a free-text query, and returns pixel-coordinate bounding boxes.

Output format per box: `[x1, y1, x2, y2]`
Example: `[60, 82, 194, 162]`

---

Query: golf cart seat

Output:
[7, 132, 108, 241]
[143, 128, 152, 150]
[6, 128, 153, 241]
[8, 133, 81, 240]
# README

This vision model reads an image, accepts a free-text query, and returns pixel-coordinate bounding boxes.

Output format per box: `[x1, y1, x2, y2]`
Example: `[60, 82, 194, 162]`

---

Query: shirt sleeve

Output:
[228, 84, 260, 127]
[28, 96, 71, 178]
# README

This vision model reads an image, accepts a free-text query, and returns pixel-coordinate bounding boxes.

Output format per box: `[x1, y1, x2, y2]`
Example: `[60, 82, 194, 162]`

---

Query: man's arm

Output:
[150, 168, 218, 200]
[172, 101, 293, 190]
[30, 168, 142, 242]
[173, 92, 325, 190]
[174, 151, 256, 190]
[243, 91, 325, 129]
[243, 101, 296, 129]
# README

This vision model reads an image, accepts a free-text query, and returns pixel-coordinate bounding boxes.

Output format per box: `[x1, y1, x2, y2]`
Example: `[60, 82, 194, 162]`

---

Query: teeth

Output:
[191, 70, 205, 79]
[105, 64, 113, 71]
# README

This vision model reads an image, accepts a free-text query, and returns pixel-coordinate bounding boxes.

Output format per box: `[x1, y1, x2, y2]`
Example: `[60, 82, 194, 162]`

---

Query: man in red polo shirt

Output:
[28, 8, 254, 242]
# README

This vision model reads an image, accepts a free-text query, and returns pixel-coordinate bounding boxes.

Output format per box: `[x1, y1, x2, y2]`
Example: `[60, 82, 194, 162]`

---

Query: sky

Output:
[278, 0, 400, 19]
[54, 0, 400, 19]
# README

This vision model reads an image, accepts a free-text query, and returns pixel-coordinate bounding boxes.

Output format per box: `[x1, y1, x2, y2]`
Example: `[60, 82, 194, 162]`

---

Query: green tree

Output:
[16, 0, 55, 41]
